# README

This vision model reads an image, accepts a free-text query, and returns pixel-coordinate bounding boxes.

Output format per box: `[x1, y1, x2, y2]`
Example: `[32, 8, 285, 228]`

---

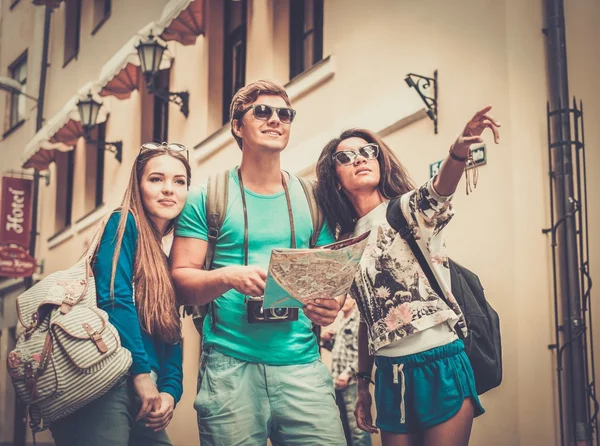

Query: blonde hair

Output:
[229, 79, 292, 149]
[108, 147, 191, 343]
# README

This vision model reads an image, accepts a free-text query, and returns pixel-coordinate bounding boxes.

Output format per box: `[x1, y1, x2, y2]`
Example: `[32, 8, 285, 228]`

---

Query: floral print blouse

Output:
[350, 177, 468, 355]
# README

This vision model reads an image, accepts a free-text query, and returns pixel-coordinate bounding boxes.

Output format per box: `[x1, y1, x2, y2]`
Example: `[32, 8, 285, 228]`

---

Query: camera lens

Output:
[269, 308, 289, 319]
[253, 304, 265, 321]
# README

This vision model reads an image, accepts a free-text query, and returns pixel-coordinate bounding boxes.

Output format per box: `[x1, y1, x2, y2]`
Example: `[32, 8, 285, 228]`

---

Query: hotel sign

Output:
[0, 176, 33, 248]
[0, 245, 37, 278]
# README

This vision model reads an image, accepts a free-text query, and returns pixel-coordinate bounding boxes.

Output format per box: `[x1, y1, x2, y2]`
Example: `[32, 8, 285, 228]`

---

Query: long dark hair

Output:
[109, 147, 191, 343]
[315, 128, 415, 235]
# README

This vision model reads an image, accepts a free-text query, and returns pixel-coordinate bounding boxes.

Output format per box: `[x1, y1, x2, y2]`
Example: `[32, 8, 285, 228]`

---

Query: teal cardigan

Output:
[93, 212, 183, 404]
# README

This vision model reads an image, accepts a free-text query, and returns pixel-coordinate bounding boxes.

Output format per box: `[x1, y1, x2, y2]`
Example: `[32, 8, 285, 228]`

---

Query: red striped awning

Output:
[50, 119, 83, 146]
[99, 62, 139, 100]
[98, 30, 172, 100]
[159, 0, 205, 46]
[22, 84, 107, 170]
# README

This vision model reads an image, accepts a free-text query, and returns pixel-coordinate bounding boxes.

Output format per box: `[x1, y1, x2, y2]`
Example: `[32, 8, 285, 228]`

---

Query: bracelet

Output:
[449, 146, 469, 162]
[355, 372, 375, 385]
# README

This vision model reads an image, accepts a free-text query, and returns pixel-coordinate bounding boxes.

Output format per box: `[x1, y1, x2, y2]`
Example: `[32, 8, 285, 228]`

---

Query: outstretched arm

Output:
[434, 105, 501, 196]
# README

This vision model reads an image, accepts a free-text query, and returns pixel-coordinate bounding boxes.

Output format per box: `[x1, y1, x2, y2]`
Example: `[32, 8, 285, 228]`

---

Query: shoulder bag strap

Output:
[297, 177, 324, 248]
[205, 169, 230, 270]
[193, 169, 230, 330]
[385, 197, 464, 339]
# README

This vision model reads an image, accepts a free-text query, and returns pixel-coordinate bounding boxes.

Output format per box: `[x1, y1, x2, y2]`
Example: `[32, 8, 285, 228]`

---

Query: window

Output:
[153, 70, 170, 143]
[222, 0, 247, 124]
[289, 0, 324, 79]
[83, 122, 105, 215]
[54, 150, 75, 233]
[7, 51, 27, 131]
[140, 69, 170, 144]
[64, 0, 82, 66]
[92, 0, 111, 34]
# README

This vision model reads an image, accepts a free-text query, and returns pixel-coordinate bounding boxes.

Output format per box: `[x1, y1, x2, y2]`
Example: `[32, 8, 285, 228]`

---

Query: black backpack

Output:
[386, 197, 502, 395]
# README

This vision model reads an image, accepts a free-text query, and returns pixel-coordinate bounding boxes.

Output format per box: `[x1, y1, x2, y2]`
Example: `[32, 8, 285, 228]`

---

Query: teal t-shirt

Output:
[175, 169, 335, 365]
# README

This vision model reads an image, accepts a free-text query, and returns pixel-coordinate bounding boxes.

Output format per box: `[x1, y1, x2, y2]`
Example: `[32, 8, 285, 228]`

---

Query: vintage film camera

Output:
[246, 297, 298, 323]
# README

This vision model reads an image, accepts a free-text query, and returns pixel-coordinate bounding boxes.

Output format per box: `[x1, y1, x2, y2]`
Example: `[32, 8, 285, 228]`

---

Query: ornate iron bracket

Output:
[145, 74, 190, 118]
[84, 135, 123, 164]
[154, 89, 190, 118]
[405, 70, 438, 134]
[100, 140, 123, 164]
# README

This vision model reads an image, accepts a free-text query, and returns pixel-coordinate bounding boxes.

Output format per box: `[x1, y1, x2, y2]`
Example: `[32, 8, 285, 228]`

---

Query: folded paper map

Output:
[262, 231, 371, 309]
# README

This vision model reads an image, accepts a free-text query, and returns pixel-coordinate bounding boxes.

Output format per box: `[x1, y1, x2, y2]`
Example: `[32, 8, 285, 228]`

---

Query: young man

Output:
[322, 296, 373, 446]
[171, 80, 346, 446]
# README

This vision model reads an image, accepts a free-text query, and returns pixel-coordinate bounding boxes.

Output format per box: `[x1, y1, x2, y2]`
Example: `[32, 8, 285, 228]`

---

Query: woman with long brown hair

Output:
[315, 107, 500, 446]
[50, 142, 191, 446]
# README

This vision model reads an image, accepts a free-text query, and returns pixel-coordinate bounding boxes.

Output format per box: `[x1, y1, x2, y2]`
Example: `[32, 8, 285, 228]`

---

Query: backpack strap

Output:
[205, 169, 230, 270]
[297, 176, 327, 345]
[297, 177, 324, 248]
[385, 196, 465, 339]
[186, 169, 230, 334]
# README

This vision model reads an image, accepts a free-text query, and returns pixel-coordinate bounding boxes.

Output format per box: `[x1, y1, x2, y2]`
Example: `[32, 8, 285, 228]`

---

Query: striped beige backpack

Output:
[6, 230, 132, 433]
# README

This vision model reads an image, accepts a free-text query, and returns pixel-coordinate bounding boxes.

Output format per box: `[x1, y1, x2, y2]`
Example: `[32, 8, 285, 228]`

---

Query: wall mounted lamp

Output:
[77, 94, 123, 163]
[136, 34, 190, 118]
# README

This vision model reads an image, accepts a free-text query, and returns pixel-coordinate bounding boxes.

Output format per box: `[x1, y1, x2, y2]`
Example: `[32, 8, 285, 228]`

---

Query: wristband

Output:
[449, 147, 469, 162]
[355, 372, 374, 385]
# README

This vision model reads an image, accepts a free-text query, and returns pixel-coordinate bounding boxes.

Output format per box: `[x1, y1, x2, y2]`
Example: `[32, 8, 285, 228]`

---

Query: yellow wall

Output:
[0, 0, 40, 170]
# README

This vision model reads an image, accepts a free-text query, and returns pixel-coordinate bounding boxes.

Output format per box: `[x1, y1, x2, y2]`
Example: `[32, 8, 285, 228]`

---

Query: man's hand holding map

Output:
[262, 231, 370, 309]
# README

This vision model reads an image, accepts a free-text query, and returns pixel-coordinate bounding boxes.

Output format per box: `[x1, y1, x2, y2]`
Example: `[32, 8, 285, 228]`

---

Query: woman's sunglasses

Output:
[139, 142, 189, 161]
[234, 104, 297, 124]
[332, 143, 379, 166]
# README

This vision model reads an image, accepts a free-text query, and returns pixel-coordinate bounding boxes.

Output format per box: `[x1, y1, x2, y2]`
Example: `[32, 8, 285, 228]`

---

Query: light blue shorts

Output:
[194, 347, 346, 446]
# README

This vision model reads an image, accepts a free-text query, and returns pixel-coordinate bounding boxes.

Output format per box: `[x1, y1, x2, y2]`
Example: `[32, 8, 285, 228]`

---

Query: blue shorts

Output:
[374, 339, 485, 434]
[194, 347, 346, 446]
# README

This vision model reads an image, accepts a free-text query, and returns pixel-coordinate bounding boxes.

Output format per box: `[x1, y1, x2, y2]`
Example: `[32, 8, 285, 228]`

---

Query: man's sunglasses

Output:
[332, 143, 380, 166]
[139, 142, 189, 161]
[234, 104, 297, 124]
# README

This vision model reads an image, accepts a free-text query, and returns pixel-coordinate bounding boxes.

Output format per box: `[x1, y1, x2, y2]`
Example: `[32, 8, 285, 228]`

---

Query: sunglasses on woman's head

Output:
[139, 142, 189, 161]
[234, 104, 297, 124]
[332, 143, 380, 166]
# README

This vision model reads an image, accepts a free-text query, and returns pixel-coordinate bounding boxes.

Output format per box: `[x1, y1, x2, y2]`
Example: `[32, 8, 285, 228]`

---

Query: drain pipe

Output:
[544, 0, 590, 444]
